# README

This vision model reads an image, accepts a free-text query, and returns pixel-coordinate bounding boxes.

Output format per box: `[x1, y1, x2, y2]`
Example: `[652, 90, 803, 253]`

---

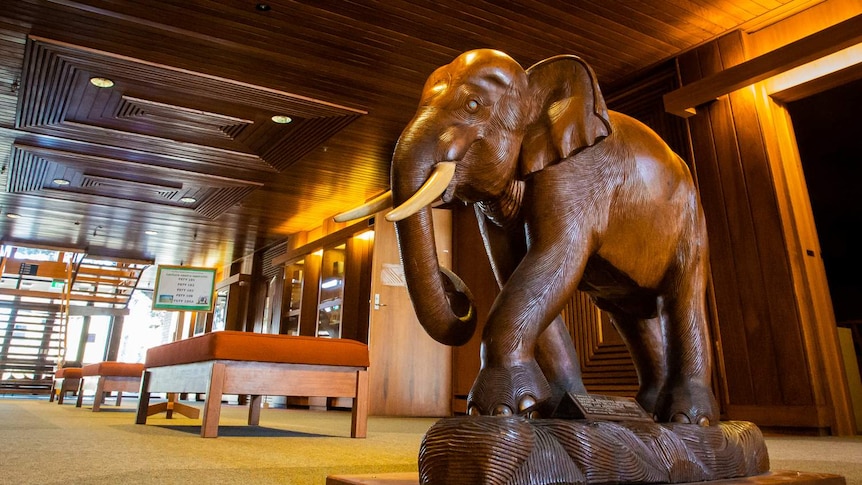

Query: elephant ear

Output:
[519, 55, 611, 177]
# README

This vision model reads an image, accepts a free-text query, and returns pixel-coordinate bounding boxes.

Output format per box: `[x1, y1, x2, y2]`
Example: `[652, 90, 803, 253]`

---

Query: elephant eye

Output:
[465, 99, 480, 112]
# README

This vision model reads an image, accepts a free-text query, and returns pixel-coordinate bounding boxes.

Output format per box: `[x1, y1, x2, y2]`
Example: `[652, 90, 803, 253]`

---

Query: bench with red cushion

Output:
[75, 362, 145, 411]
[50, 367, 82, 405]
[135, 331, 370, 438]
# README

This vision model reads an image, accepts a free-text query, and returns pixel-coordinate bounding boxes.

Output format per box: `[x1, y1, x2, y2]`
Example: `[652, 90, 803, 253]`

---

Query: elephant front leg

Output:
[468, 244, 585, 417]
[536, 315, 588, 413]
[468, 355, 550, 416]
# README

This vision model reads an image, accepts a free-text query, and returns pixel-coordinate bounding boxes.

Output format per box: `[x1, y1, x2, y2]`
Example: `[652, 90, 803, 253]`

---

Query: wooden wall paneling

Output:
[341, 235, 373, 344]
[216, 275, 250, 332]
[681, 41, 758, 407]
[679, 32, 831, 429]
[679, 46, 756, 408]
[708, 37, 787, 407]
[249, 278, 269, 334]
[366, 209, 452, 417]
[717, 33, 816, 407]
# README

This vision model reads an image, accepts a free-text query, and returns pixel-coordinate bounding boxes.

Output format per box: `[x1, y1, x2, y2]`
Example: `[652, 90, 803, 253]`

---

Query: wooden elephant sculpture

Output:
[338, 49, 718, 425]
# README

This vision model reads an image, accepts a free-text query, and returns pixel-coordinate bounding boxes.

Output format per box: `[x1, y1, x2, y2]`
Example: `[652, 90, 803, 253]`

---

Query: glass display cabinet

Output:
[316, 244, 345, 338]
[282, 260, 305, 336]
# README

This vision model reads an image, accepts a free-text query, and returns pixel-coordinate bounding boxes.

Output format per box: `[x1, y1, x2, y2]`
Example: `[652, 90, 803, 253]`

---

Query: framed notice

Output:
[152, 265, 217, 312]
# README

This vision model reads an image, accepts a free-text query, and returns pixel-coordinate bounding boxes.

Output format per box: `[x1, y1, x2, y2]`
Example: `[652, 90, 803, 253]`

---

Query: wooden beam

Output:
[67, 306, 130, 316]
[272, 218, 375, 267]
[664, 14, 862, 117]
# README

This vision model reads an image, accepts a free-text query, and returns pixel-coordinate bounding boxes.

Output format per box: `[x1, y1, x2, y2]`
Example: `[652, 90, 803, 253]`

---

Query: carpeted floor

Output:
[1, 396, 436, 484]
[1, 396, 860, 484]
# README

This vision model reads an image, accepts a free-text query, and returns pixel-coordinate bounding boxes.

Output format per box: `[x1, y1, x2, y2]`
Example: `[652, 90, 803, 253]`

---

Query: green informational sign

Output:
[152, 265, 217, 312]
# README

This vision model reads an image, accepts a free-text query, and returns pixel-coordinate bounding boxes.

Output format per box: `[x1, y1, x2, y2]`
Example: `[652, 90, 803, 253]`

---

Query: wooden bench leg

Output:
[92, 376, 106, 412]
[75, 379, 85, 407]
[201, 362, 226, 438]
[248, 395, 262, 426]
[166, 393, 177, 419]
[135, 371, 151, 425]
[351, 369, 369, 438]
[59, 379, 67, 405]
[49, 380, 57, 402]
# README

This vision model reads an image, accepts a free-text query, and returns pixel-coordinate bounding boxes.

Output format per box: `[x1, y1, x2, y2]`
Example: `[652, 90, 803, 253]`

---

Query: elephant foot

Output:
[635, 384, 661, 416]
[467, 360, 551, 418]
[654, 379, 719, 426]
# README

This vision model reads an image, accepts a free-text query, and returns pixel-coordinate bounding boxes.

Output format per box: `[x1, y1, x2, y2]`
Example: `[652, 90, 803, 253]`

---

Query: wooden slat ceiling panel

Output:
[0, 0, 820, 269]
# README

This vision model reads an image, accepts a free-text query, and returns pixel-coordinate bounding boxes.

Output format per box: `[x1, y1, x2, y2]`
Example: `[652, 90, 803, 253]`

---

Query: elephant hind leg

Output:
[605, 301, 667, 416]
[656, 287, 718, 425]
[652, 240, 719, 425]
[536, 315, 587, 414]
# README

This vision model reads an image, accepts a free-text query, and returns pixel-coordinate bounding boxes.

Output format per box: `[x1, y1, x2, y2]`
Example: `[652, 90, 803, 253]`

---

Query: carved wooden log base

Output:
[418, 417, 770, 485]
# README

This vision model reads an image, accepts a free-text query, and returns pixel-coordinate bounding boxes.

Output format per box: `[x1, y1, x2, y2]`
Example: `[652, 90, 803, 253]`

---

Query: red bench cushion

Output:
[55, 367, 82, 378]
[81, 362, 145, 377]
[144, 331, 370, 368]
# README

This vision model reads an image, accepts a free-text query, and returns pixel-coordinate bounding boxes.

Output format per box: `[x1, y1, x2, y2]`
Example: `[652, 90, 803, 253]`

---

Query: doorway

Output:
[786, 76, 862, 432]
[787, 77, 862, 325]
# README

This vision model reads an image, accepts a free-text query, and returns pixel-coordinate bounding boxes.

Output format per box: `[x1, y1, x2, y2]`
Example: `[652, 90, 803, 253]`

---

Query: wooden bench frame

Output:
[76, 372, 143, 411]
[135, 359, 369, 438]
[49, 371, 81, 405]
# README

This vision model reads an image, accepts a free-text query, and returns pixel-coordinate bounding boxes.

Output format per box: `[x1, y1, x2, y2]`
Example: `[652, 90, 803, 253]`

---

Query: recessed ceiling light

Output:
[179, 197, 197, 203]
[52, 178, 70, 186]
[89, 77, 115, 88]
[271, 115, 292, 124]
[255, 3, 271, 11]
[145, 230, 158, 235]
[6, 213, 20, 219]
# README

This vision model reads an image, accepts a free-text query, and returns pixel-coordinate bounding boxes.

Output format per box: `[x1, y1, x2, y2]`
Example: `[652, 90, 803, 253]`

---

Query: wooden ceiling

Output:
[0, 0, 821, 270]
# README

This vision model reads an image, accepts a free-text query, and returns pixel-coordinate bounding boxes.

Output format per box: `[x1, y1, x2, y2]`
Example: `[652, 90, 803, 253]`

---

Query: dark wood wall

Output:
[678, 32, 823, 428]
[341, 237, 373, 343]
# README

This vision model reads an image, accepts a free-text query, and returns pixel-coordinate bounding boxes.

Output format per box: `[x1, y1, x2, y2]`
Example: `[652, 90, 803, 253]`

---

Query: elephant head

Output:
[337, 49, 611, 348]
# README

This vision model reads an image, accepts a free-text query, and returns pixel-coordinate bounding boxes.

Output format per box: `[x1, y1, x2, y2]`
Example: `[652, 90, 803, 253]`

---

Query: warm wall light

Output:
[271, 115, 292, 124]
[89, 77, 115, 88]
[145, 230, 158, 235]
[356, 230, 375, 241]
[766, 43, 862, 95]
[5, 213, 20, 219]
[52, 178, 70, 186]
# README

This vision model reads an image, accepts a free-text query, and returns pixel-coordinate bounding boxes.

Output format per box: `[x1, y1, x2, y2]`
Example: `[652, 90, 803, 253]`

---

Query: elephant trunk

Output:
[391, 125, 477, 347]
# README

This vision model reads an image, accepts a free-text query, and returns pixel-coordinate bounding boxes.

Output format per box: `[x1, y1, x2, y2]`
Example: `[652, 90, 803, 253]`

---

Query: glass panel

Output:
[83, 315, 110, 363]
[283, 260, 304, 336]
[316, 245, 345, 338]
[212, 288, 228, 331]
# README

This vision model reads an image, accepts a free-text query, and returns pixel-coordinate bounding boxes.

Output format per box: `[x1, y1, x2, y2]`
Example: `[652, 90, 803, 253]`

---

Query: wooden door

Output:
[367, 209, 453, 416]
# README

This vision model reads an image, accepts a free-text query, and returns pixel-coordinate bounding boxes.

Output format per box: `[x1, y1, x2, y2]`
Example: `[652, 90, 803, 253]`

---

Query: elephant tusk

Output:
[333, 190, 393, 223]
[385, 162, 456, 222]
